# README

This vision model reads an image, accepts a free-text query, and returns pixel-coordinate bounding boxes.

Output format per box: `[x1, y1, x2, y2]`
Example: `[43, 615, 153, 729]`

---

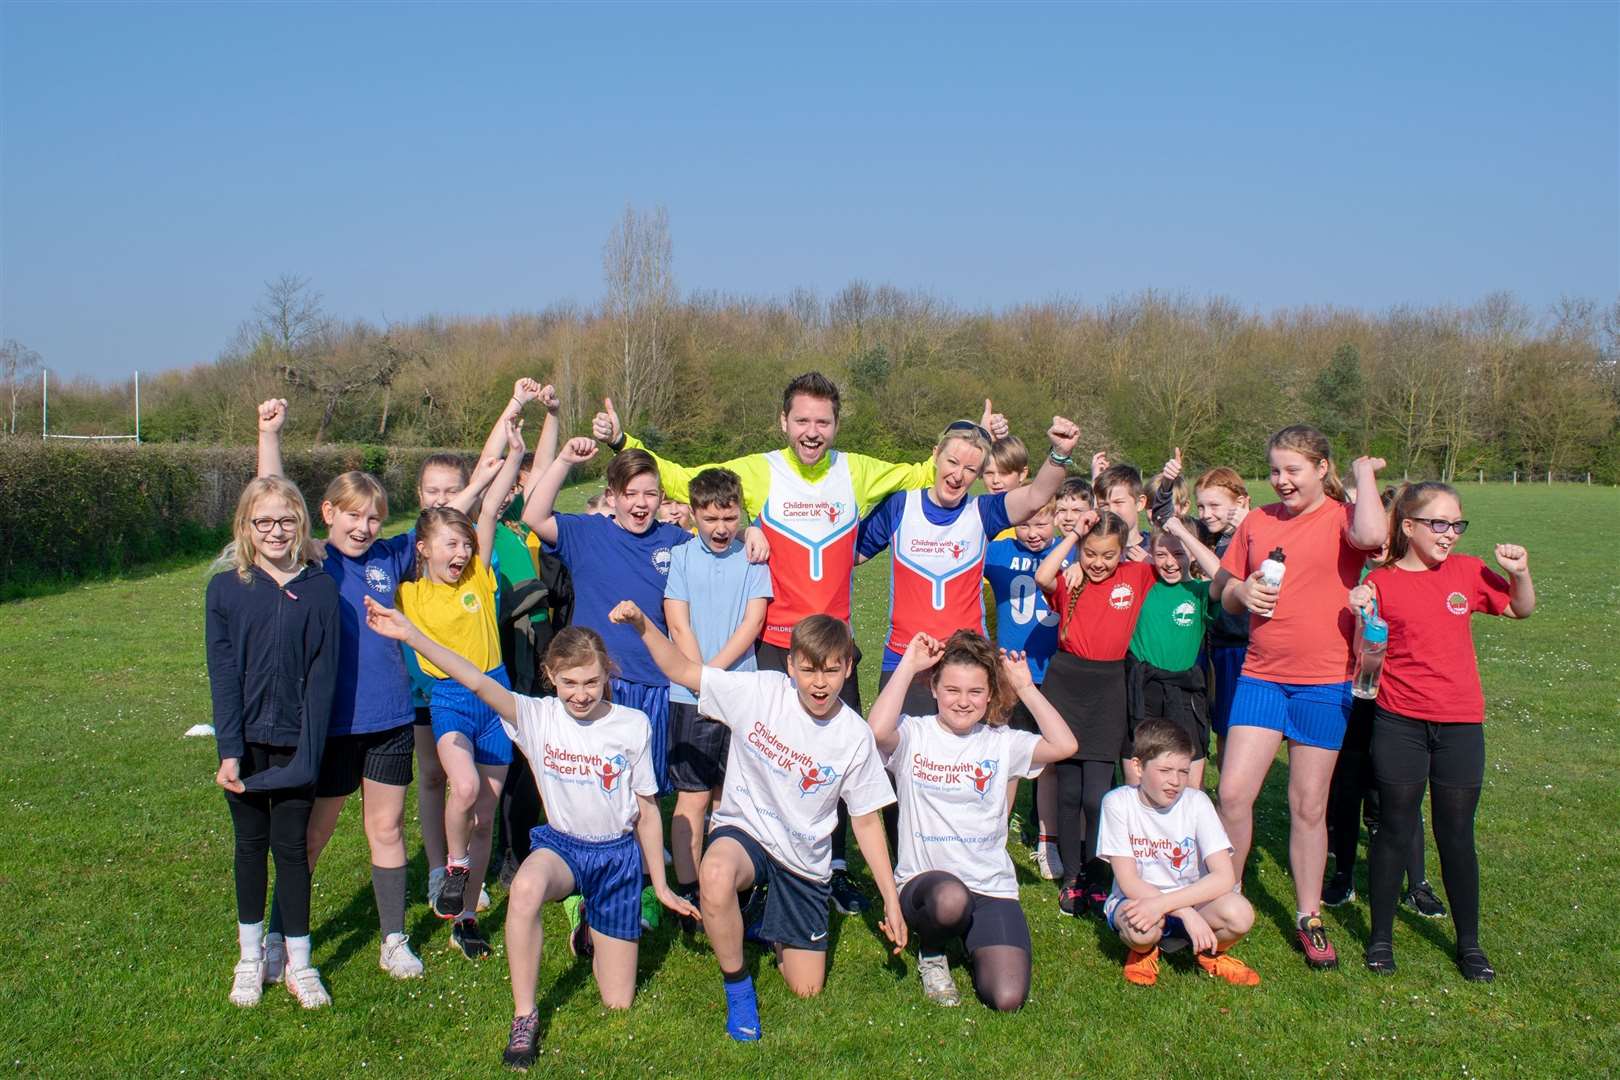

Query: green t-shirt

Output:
[1128, 579, 1213, 671]
[492, 520, 547, 625]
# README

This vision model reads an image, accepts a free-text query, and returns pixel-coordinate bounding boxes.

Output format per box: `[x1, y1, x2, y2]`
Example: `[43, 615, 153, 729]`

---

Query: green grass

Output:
[3, 483, 1618, 1078]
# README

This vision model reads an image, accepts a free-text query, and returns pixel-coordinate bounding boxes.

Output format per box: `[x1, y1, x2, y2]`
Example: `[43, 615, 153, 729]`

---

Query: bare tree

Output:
[255, 274, 330, 355]
[602, 205, 677, 428]
[281, 325, 415, 444]
[0, 339, 41, 435]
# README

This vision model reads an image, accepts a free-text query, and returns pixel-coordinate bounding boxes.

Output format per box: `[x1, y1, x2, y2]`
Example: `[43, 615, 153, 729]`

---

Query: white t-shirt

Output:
[887, 714, 1042, 899]
[699, 668, 895, 882]
[1095, 785, 1233, 902]
[503, 695, 657, 843]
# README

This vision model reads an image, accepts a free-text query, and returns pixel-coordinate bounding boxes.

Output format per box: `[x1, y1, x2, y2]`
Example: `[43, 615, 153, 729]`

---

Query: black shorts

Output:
[710, 825, 832, 951]
[316, 723, 414, 798]
[876, 666, 937, 717]
[412, 705, 432, 727]
[898, 876, 1032, 954]
[668, 701, 730, 793]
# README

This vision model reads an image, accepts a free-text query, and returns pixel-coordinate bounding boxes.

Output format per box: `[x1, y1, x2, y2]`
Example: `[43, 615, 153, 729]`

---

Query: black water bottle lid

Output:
[1268, 547, 1286, 562]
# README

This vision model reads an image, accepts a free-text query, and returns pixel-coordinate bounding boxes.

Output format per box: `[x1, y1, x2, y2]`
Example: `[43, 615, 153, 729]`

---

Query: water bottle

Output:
[1257, 547, 1286, 619]
[1352, 605, 1388, 700]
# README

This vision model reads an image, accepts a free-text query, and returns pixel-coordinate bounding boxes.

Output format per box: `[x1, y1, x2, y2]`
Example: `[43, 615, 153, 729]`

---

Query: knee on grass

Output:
[975, 981, 1028, 1013]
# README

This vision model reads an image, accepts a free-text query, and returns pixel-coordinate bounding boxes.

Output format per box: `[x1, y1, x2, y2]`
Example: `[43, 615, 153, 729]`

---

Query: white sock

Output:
[286, 935, 313, 970]
[238, 921, 265, 961]
[448, 854, 470, 870]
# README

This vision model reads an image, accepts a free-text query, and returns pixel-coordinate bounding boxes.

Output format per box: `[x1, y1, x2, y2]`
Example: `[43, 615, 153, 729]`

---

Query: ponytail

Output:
[1384, 481, 1458, 565]
[1268, 425, 1345, 502]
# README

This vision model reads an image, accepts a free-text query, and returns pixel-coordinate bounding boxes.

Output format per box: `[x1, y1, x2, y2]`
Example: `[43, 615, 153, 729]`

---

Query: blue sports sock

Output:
[722, 974, 762, 1042]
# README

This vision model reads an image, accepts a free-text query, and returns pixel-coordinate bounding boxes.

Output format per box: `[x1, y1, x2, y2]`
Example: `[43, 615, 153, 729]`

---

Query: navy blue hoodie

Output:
[205, 562, 340, 792]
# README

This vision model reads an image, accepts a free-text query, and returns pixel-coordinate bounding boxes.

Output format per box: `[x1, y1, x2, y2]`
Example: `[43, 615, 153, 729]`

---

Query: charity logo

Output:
[798, 763, 839, 797]
[364, 565, 393, 594]
[779, 499, 847, 524]
[971, 758, 999, 798]
[596, 753, 627, 792]
[1166, 837, 1195, 872]
[906, 537, 975, 561]
[459, 591, 481, 613]
[1446, 591, 1469, 616]
[1172, 600, 1197, 627]
[1109, 582, 1136, 610]
[651, 547, 673, 576]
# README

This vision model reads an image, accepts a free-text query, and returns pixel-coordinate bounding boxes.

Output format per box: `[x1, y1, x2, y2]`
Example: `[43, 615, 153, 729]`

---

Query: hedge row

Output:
[0, 441, 472, 595]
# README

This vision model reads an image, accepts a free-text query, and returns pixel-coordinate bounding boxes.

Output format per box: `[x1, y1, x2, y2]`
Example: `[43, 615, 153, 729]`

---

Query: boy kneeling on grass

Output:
[1097, 718, 1260, 987]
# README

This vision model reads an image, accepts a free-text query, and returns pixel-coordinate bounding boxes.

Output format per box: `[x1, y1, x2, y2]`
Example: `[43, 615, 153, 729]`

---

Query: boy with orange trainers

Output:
[1096, 718, 1260, 988]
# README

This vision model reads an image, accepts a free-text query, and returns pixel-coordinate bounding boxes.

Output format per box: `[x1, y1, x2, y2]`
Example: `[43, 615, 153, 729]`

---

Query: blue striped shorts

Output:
[430, 667, 513, 766]
[530, 825, 642, 942]
[611, 678, 670, 795]
[1228, 675, 1352, 751]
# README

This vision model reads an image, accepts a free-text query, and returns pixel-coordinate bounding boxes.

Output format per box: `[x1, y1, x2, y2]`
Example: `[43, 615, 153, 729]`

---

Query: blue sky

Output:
[3, 1, 1616, 378]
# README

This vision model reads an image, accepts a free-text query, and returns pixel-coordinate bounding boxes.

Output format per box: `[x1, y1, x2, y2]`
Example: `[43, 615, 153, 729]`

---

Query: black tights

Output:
[225, 774, 313, 936]
[1053, 759, 1116, 885]
[1369, 711, 1485, 949]
[1328, 745, 1426, 886]
[901, 871, 1030, 1012]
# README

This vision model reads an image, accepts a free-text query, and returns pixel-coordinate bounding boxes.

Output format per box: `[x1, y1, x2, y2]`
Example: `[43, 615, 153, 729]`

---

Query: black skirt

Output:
[1042, 651, 1127, 763]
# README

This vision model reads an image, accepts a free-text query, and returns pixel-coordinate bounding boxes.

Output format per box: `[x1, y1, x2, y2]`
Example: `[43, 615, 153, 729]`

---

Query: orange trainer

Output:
[1123, 947, 1161, 986]
[1197, 948, 1261, 986]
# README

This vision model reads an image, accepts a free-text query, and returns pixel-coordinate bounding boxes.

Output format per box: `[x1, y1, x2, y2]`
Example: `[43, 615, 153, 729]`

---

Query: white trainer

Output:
[1035, 842, 1064, 882]
[380, 934, 425, 979]
[285, 965, 332, 1009]
[917, 952, 961, 1007]
[477, 884, 492, 913]
[229, 957, 264, 1007]
[262, 933, 286, 985]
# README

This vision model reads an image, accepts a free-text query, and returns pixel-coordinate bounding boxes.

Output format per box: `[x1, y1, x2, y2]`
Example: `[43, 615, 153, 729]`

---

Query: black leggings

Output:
[1368, 710, 1485, 949]
[900, 871, 1031, 1011]
[1328, 743, 1425, 886]
[224, 744, 315, 936]
[1053, 759, 1116, 885]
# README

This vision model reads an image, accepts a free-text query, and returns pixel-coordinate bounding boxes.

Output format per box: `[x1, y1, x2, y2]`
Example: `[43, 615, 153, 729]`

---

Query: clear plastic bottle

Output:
[1352, 607, 1388, 700]
[1257, 547, 1286, 619]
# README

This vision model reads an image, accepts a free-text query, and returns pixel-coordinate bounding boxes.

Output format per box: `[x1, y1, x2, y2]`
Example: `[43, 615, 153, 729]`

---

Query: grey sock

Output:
[372, 865, 407, 937]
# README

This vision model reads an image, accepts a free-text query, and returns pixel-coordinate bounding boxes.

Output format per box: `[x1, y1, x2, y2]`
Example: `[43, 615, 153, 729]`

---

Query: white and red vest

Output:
[758, 450, 859, 647]
[886, 490, 990, 655]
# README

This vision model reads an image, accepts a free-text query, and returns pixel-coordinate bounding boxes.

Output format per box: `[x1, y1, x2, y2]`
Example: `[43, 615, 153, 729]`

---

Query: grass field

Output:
[3, 483, 1618, 1078]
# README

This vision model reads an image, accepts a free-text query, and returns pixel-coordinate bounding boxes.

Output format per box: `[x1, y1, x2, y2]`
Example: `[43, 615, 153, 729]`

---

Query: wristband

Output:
[510, 397, 524, 409]
[1048, 449, 1074, 466]
[608, 433, 627, 453]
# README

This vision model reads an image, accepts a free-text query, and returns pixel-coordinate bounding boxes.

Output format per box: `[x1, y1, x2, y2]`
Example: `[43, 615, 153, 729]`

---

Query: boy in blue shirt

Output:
[983, 497, 1072, 881]
[663, 468, 773, 921]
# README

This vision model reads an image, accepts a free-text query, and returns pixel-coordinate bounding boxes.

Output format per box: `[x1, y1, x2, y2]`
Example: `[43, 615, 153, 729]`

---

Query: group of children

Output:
[204, 370, 1534, 1065]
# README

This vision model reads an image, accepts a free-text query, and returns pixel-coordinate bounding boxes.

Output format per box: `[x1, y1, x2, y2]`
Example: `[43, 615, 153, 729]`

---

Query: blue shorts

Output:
[430, 667, 513, 766]
[709, 825, 831, 951]
[1208, 646, 1247, 739]
[612, 678, 670, 795]
[1228, 675, 1352, 751]
[530, 825, 642, 942]
[1103, 892, 1190, 952]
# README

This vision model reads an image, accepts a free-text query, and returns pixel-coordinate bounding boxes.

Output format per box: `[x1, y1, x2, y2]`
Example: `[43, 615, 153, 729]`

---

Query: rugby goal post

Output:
[40, 368, 140, 443]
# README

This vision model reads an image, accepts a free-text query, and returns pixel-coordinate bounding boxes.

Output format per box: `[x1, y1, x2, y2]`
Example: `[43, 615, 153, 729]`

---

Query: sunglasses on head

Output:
[946, 420, 993, 442]
[1413, 517, 1469, 536]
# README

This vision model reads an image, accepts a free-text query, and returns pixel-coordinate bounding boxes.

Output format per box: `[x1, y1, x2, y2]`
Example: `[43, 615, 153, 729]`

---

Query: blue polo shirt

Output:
[322, 531, 416, 735]
[664, 538, 773, 705]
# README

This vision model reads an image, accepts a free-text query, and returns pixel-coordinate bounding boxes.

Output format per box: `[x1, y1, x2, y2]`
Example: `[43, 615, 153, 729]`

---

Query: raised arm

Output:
[362, 596, 518, 722]
[520, 437, 597, 546]
[1163, 515, 1222, 580]
[1346, 456, 1388, 550]
[1004, 416, 1081, 523]
[527, 384, 561, 493]
[1035, 527, 1083, 592]
[476, 378, 541, 463]
[1000, 650, 1079, 763]
[592, 398, 759, 509]
[868, 632, 943, 755]
[608, 600, 702, 695]
[477, 418, 526, 559]
[1494, 544, 1537, 619]
[255, 398, 287, 478]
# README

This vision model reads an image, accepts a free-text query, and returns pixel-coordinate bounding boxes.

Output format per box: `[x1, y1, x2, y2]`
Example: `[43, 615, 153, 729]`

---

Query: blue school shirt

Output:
[663, 539, 774, 706]
[983, 535, 1070, 684]
[322, 531, 416, 735]
[552, 514, 693, 687]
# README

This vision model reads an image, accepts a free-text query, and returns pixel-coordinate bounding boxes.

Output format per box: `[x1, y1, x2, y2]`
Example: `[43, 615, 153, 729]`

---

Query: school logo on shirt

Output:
[459, 591, 480, 613]
[1172, 600, 1197, 627]
[596, 753, 627, 792]
[797, 763, 839, 797]
[651, 547, 673, 576]
[1446, 591, 1469, 616]
[364, 565, 394, 594]
[1109, 582, 1137, 610]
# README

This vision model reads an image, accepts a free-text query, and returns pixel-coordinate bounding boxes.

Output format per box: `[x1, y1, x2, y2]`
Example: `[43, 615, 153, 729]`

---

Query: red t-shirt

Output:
[1045, 561, 1159, 662]
[1219, 498, 1370, 684]
[1364, 555, 1512, 723]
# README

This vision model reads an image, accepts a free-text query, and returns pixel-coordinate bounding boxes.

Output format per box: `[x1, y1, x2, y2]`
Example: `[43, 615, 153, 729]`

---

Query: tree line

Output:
[7, 206, 1618, 482]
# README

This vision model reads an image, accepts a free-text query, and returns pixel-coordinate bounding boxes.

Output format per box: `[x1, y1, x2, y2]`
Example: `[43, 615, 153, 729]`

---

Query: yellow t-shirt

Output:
[397, 558, 502, 680]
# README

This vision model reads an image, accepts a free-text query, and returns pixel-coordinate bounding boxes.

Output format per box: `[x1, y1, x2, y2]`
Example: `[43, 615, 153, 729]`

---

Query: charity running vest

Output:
[758, 450, 860, 647]
[886, 489, 990, 655]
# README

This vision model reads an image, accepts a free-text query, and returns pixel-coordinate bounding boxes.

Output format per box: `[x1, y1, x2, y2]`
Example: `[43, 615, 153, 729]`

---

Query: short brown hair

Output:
[688, 467, 744, 511]
[789, 614, 856, 669]
[322, 470, 388, 518]
[1057, 476, 1093, 505]
[605, 449, 661, 496]
[1131, 718, 1196, 764]
[989, 435, 1029, 475]
[1094, 463, 1144, 503]
[781, 372, 841, 420]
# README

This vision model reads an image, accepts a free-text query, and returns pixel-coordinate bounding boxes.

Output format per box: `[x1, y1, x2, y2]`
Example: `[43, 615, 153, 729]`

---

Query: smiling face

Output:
[981, 461, 1027, 495]
[1054, 494, 1091, 535]
[933, 661, 990, 734]
[1098, 484, 1145, 532]
[1151, 532, 1187, 583]
[1080, 534, 1124, 583]
[789, 652, 852, 718]
[694, 500, 742, 553]
[1402, 491, 1464, 566]
[1269, 448, 1329, 514]
[611, 471, 663, 535]
[321, 498, 384, 557]
[548, 659, 609, 719]
[417, 464, 467, 511]
[1136, 751, 1193, 810]
[1015, 505, 1056, 551]
[248, 494, 301, 567]
[932, 437, 987, 507]
[779, 393, 839, 467]
[1195, 484, 1247, 537]
[417, 524, 474, 585]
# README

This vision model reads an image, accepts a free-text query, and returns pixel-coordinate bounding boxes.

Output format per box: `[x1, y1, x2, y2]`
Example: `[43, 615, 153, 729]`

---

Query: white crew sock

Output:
[238, 921, 265, 961]
[285, 935, 313, 970]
